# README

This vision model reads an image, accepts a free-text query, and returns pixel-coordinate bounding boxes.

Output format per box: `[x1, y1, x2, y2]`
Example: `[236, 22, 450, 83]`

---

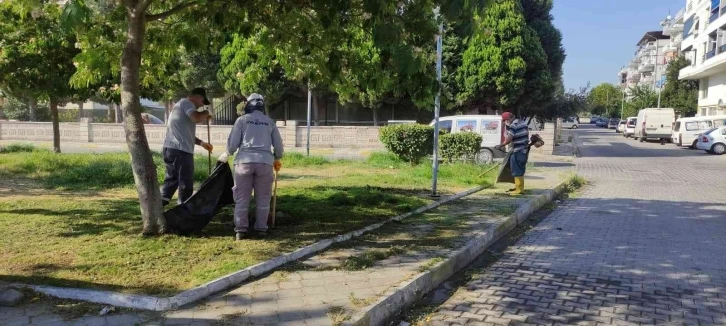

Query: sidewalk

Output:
[0, 157, 572, 326]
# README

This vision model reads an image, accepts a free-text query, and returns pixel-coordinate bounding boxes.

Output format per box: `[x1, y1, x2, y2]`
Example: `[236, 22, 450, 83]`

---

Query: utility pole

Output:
[606, 89, 609, 117]
[306, 83, 312, 156]
[431, 11, 443, 197]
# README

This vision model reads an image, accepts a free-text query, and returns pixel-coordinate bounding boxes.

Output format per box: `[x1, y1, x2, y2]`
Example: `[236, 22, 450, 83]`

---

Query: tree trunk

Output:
[78, 101, 85, 120]
[121, 8, 165, 235]
[312, 95, 320, 126]
[372, 106, 379, 126]
[107, 104, 115, 122]
[28, 97, 37, 121]
[50, 98, 61, 153]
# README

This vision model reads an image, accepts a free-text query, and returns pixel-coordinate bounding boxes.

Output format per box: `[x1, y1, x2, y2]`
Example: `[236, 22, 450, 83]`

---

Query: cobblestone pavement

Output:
[0, 161, 567, 325]
[424, 125, 726, 325]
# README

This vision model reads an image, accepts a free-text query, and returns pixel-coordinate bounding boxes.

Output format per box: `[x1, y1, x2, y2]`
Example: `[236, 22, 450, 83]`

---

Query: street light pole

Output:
[431, 16, 443, 197]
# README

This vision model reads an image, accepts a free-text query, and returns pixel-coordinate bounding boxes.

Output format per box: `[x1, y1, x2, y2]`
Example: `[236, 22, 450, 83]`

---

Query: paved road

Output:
[426, 125, 726, 325]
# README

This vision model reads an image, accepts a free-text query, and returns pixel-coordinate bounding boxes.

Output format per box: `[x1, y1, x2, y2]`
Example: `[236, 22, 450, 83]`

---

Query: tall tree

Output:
[588, 83, 622, 117]
[662, 56, 698, 117]
[624, 85, 658, 118]
[457, 0, 548, 116]
[63, 0, 489, 235]
[519, 0, 565, 89]
[0, 2, 80, 153]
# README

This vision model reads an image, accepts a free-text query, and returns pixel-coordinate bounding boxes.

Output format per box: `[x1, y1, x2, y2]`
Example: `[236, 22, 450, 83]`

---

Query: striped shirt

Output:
[506, 119, 529, 153]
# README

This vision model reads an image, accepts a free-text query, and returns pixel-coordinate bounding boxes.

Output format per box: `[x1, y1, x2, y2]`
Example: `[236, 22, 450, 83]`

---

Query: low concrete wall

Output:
[0, 120, 384, 150]
[529, 121, 557, 156]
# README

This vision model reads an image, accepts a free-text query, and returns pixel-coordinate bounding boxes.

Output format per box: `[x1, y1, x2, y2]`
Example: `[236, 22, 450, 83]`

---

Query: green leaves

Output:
[379, 124, 435, 165]
[440, 132, 482, 162]
[0, 1, 79, 105]
[661, 56, 698, 117]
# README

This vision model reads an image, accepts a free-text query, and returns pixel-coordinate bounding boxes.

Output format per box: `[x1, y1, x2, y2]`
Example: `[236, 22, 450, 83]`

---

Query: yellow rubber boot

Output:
[510, 177, 524, 195]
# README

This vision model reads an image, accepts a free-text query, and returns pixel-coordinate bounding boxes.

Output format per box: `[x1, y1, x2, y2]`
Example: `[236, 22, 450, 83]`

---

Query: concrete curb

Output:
[344, 178, 571, 326]
[10, 184, 489, 311]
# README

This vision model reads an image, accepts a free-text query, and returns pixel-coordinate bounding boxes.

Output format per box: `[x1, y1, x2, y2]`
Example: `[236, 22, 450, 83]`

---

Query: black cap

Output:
[190, 88, 211, 106]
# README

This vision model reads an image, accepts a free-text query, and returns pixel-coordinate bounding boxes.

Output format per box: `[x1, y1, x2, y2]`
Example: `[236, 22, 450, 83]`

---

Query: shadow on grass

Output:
[200, 186, 433, 245]
[0, 270, 178, 295]
[0, 198, 143, 237]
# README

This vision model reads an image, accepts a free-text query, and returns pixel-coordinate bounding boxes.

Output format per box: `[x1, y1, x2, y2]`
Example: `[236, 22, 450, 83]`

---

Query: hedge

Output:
[440, 132, 482, 163]
[379, 124, 434, 165]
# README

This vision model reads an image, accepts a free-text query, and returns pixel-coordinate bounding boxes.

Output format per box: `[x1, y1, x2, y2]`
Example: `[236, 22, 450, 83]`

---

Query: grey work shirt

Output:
[226, 111, 284, 166]
[163, 98, 198, 154]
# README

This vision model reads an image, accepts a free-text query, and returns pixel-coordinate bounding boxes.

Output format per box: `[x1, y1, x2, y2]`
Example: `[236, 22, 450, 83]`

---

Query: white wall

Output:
[700, 73, 726, 106]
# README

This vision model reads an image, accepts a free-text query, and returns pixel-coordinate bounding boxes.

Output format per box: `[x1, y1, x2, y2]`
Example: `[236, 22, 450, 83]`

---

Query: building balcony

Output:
[628, 60, 639, 68]
[642, 76, 654, 84]
[679, 48, 726, 80]
[628, 74, 641, 82]
[710, 11, 720, 23]
[638, 59, 655, 72]
[706, 48, 717, 60]
[664, 23, 684, 36]
[664, 45, 678, 54]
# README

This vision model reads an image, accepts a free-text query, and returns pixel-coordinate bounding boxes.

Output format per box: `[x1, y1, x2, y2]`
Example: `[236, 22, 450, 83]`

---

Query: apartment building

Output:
[679, 0, 726, 116]
[619, 32, 671, 96]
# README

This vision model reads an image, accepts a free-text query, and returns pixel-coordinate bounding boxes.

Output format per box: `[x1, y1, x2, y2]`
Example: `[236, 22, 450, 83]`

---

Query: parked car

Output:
[616, 120, 626, 133]
[431, 115, 506, 164]
[634, 108, 675, 142]
[607, 118, 619, 129]
[672, 115, 726, 148]
[561, 118, 578, 129]
[590, 116, 599, 124]
[596, 118, 607, 127]
[696, 127, 726, 155]
[623, 117, 637, 138]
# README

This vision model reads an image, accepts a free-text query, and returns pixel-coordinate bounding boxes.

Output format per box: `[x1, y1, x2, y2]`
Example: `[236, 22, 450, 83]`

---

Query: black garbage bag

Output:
[164, 161, 235, 235]
[496, 151, 515, 184]
[496, 134, 545, 184]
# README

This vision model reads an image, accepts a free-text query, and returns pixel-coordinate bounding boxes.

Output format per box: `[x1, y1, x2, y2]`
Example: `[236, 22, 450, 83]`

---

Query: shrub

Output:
[1, 97, 51, 121]
[59, 109, 79, 122]
[379, 124, 434, 165]
[0, 143, 40, 154]
[440, 132, 482, 163]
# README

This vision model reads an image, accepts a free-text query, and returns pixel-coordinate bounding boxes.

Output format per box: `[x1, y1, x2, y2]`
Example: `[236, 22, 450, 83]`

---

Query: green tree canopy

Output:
[662, 56, 698, 117]
[588, 83, 622, 117]
[0, 1, 81, 152]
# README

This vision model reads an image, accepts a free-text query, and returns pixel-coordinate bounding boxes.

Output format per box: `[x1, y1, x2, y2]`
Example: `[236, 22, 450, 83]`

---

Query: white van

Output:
[432, 115, 505, 164]
[634, 108, 676, 142]
[672, 115, 726, 148]
[623, 117, 637, 137]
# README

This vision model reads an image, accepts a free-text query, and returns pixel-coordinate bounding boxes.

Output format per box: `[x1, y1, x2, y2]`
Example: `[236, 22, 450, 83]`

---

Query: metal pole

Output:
[654, 42, 660, 108]
[306, 84, 312, 156]
[606, 90, 609, 117]
[621, 90, 625, 120]
[431, 19, 443, 197]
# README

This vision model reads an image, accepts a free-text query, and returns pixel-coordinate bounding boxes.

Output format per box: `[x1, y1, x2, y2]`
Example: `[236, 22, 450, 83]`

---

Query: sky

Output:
[552, 0, 687, 91]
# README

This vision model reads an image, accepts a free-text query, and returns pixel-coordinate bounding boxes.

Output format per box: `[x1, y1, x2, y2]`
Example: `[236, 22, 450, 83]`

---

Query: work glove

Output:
[218, 152, 229, 163]
[273, 160, 282, 172]
[201, 142, 213, 153]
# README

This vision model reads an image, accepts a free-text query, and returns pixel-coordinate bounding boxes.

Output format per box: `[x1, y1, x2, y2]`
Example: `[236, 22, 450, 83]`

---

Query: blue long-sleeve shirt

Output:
[226, 111, 284, 166]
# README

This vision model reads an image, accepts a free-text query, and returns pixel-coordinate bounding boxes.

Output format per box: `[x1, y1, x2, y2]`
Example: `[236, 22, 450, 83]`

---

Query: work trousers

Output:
[233, 163, 275, 233]
[161, 147, 195, 204]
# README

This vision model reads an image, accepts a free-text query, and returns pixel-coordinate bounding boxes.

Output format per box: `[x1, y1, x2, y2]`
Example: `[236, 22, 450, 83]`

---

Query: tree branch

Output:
[146, 1, 201, 21]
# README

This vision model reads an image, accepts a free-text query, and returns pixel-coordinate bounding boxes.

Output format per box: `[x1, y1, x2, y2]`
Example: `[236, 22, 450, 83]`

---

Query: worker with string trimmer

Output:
[224, 93, 284, 240]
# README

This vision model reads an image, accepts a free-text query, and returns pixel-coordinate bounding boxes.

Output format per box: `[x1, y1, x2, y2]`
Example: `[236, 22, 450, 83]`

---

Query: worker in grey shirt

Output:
[225, 93, 283, 240]
[161, 88, 213, 206]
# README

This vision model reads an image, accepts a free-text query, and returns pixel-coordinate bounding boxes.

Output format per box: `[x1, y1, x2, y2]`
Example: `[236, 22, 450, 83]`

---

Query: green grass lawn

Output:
[0, 144, 494, 295]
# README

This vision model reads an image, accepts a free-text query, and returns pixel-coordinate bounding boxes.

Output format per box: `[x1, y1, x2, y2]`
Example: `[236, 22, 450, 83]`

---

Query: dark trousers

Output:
[161, 147, 195, 204]
[510, 151, 528, 177]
